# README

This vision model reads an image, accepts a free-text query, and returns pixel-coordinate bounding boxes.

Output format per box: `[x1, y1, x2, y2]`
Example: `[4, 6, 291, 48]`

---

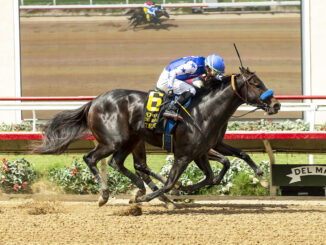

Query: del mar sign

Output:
[286, 166, 326, 183]
[272, 164, 326, 186]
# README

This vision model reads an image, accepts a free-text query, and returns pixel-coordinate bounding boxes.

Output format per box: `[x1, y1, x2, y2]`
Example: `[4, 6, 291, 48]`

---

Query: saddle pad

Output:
[162, 97, 192, 153]
[162, 119, 175, 153]
[143, 90, 165, 130]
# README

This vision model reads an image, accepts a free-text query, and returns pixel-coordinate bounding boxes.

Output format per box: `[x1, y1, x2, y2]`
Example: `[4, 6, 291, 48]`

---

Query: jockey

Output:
[156, 54, 225, 120]
[144, 1, 156, 22]
[144, 1, 153, 8]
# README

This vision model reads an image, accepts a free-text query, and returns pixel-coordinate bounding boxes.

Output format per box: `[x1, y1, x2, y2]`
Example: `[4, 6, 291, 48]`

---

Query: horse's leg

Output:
[107, 149, 147, 203]
[136, 156, 190, 203]
[133, 18, 141, 29]
[134, 162, 167, 184]
[207, 149, 231, 186]
[178, 154, 214, 193]
[83, 144, 113, 207]
[132, 141, 175, 206]
[133, 156, 183, 198]
[213, 142, 268, 187]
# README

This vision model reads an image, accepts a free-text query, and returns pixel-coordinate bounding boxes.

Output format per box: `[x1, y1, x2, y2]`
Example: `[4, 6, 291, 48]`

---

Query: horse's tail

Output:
[33, 101, 92, 155]
[125, 9, 134, 15]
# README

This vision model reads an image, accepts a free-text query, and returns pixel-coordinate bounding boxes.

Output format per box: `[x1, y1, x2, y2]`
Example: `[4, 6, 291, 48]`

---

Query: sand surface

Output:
[1, 196, 325, 245]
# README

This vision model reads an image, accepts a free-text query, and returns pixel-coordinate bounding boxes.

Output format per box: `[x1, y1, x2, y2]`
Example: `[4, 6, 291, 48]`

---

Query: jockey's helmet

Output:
[205, 54, 225, 75]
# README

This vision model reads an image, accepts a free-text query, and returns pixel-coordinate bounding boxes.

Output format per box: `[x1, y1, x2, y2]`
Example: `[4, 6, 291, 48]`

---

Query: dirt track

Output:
[1, 197, 326, 245]
[20, 13, 300, 119]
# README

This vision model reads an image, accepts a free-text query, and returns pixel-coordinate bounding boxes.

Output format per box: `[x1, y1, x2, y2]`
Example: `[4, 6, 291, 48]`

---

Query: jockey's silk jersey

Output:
[147, 6, 156, 15]
[165, 56, 206, 89]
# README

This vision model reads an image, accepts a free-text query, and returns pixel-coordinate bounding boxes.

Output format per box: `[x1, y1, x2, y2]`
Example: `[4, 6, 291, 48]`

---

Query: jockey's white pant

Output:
[156, 69, 196, 95]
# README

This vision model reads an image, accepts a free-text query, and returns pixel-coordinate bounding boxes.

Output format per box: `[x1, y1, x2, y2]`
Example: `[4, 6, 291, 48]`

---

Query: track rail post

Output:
[263, 139, 277, 196]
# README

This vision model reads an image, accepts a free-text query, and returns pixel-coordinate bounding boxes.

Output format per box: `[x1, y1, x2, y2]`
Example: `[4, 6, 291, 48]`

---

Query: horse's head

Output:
[157, 6, 169, 18]
[163, 9, 170, 18]
[233, 67, 281, 115]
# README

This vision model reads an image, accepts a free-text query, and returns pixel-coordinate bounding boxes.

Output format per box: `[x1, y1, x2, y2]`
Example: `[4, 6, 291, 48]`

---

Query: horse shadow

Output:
[118, 22, 178, 32]
[123, 19, 178, 31]
[141, 203, 326, 216]
[142, 22, 179, 31]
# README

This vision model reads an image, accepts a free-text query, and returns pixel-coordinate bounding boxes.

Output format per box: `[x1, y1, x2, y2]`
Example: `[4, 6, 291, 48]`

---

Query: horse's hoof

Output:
[260, 177, 269, 188]
[98, 195, 108, 207]
[136, 189, 146, 197]
[170, 189, 180, 196]
[166, 202, 177, 211]
[129, 195, 138, 204]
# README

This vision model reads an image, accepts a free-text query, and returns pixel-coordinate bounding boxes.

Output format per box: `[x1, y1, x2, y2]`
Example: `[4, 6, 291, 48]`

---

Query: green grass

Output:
[0, 153, 169, 176]
[1, 153, 326, 177]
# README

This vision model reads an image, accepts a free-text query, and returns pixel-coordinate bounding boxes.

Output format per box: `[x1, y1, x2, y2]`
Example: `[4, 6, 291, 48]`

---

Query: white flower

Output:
[165, 164, 172, 172]
[187, 181, 193, 186]
[166, 155, 174, 162]
[226, 183, 233, 189]
[252, 177, 259, 184]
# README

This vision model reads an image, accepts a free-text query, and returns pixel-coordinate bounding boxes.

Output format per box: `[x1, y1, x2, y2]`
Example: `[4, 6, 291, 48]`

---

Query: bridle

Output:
[231, 43, 275, 116]
[231, 73, 274, 111]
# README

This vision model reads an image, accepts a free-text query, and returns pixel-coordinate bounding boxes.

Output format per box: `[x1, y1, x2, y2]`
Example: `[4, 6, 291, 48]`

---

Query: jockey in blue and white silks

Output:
[156, 54, 225, 120]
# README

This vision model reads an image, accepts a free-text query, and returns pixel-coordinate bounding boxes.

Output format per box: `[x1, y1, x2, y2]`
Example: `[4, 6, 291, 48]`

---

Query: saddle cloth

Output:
[142, 90, 192, 153]
[142, 90, 165, 130]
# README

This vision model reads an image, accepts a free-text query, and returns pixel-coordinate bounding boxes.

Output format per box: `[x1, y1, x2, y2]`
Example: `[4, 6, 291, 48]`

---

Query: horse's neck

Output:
[198, 79, 243, 140]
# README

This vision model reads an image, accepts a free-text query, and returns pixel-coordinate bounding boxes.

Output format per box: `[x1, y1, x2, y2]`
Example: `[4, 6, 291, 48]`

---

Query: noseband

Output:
[231, 74, 274, 110]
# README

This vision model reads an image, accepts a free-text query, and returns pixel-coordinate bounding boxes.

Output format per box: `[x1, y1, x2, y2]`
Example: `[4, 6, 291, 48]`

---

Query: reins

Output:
[230, 74, 267, 118]
[232, 43, 274, 118]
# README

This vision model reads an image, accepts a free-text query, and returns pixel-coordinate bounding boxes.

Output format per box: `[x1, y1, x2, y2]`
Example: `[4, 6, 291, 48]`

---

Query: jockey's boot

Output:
[163, 91, 192, 121]
[146, 14, 150, 22]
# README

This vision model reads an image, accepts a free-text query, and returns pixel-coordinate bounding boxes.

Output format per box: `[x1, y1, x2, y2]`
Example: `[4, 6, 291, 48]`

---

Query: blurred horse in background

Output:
[126, 5, 170, 29]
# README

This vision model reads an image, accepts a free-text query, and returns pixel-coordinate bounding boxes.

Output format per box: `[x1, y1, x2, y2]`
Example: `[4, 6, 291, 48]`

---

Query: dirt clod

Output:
[113, 204, 142, 216]
[18, 201, 63, 215]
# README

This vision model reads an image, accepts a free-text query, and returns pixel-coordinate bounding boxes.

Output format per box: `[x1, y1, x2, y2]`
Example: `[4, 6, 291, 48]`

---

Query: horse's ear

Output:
[239, 66, 245, 73]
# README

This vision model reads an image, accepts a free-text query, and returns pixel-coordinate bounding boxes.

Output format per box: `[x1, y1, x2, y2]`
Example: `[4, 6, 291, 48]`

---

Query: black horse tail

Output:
[33, 101, 92, 155]
[125, 9, 134, 15]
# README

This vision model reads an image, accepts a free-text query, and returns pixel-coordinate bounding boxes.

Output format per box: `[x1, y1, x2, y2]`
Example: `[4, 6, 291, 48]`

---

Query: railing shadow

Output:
[143, 203, 326, 216]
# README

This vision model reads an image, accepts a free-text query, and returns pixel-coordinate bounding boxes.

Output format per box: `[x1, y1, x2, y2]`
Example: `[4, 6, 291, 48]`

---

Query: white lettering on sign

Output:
[286, 166, 326, 184]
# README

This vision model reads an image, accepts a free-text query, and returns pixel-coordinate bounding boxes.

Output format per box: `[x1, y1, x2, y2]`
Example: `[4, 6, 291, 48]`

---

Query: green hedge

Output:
[1, 155, 271, 196]
[2, 119, 325, 132]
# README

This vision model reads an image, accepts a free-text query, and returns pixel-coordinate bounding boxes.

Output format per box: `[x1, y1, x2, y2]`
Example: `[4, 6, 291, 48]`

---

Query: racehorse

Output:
[34, 65, 280, 206]
[127, 6, 170, 29]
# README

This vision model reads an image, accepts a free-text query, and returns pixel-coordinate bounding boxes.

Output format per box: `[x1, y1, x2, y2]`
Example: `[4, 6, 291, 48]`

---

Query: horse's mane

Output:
[196, 74, 234, 97]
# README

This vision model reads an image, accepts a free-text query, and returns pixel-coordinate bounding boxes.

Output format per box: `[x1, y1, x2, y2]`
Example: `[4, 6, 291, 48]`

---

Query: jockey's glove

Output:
[167, 89, 174, 99]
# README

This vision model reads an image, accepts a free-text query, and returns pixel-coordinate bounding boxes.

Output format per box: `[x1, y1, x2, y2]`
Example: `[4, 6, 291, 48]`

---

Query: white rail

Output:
[19, 1, 300, 10]
[0, 101, 324, 132]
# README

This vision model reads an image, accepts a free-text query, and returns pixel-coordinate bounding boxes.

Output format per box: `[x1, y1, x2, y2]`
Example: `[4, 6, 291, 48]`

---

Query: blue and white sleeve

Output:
[215, 74, 223, 81]
[167, 61, 198, 89]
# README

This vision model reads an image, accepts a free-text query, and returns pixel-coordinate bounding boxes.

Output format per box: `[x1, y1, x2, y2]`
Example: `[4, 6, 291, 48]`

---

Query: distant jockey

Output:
[144, 1, 157, 22]
[156, 54, 225, 120]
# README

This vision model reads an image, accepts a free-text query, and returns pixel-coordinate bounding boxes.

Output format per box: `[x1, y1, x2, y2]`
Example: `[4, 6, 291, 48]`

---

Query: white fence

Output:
[19, 1, 300, 10]
[0, 101, 323, 132]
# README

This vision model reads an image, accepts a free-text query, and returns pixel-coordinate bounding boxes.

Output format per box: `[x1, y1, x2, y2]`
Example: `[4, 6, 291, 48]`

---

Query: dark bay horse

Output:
[34, 66, 280, 206]
[127, 6, 169, 28]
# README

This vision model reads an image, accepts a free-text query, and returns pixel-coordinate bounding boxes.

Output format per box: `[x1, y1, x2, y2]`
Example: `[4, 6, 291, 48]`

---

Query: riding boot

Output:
[163, 91, 192, 121]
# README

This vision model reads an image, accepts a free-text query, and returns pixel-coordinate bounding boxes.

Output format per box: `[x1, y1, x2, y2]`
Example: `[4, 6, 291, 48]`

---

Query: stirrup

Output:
[163, 111, 183, 121]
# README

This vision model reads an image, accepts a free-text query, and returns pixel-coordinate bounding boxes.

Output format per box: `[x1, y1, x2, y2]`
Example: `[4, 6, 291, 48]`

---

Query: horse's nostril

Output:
[273, 102, 281, 111]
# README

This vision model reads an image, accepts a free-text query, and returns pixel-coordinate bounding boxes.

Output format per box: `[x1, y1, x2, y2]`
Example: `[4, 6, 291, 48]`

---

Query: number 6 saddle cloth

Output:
[142, 90, 191, 153]
[142, 89, 166, 131]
